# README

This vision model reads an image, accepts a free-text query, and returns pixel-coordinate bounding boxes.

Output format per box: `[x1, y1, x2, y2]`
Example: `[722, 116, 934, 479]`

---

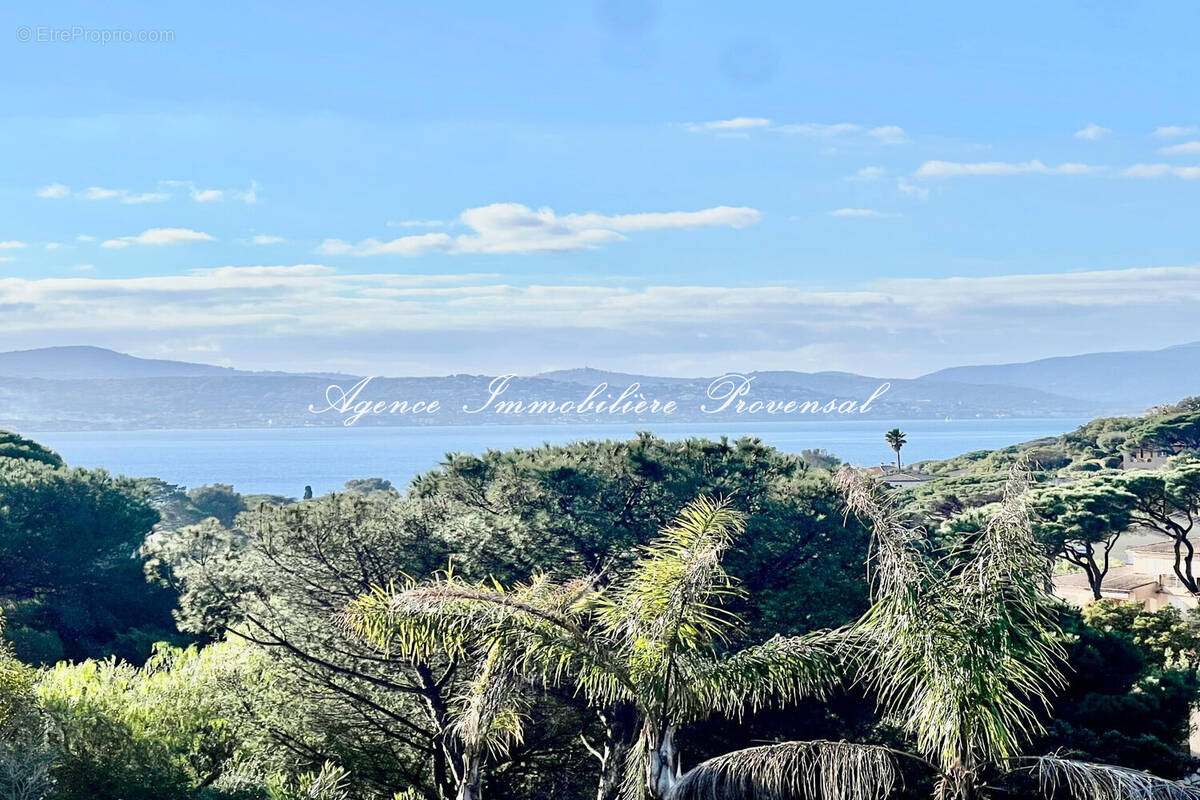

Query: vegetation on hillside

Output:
[0, 423, 1197, 799]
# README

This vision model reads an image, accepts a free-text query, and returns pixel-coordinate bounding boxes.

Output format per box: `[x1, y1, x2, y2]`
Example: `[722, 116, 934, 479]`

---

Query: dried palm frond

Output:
[667, 740, 900, 800]
[1020, 754, 1200, 800]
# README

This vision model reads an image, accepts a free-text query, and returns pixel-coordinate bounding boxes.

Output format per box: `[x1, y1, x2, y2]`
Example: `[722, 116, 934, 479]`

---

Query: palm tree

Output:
[666, 464, 1200, 800]
[343, 498, 842, 800]
[884, 428, 907, 472]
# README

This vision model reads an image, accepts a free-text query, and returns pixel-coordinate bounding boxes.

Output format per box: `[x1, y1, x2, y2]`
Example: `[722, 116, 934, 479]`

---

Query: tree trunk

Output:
[646, 726, 680, 800]
[456, 754, 482, 800]
[1173, 536, 1199, 594]
[594, 704, 637, 800]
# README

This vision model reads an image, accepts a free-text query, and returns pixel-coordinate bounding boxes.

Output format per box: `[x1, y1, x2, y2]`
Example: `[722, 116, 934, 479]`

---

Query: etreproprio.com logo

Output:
[16, 25, 175, 44]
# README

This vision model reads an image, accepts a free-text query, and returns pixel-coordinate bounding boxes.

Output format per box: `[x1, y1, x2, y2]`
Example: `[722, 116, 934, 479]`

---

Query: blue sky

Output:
[2, 1, 1199, 376]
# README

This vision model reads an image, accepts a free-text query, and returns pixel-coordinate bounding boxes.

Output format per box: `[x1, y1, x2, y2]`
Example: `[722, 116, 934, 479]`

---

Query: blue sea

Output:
[22, 419, 1086, 498]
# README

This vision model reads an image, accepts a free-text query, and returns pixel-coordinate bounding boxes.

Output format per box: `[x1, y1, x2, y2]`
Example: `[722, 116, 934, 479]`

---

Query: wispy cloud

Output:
[319, 203, 761, 257]
[0, 241, 28, 249]
[1159, 140, 1200, 155]
[36, 183, 70, 199]
[165, 180, 259, 204]
[1152, 125, 1196, 138]
[685, 119, 907, 144]
[846, 166, 886, 181]
[1120, 163, 1200, 179]
[829, 208, 899, 218]
[683, 117, 772, 133]
[915, 160, 1101, 178]
[36, 181, 257, 204]
[79, 186, 172, 204]
[896, 180, 929, 200]
[101, 228, 216, 248]
[246, 235, 285, 245]
[387, 219, 449, 229]
[1074, 123, 1111, 140]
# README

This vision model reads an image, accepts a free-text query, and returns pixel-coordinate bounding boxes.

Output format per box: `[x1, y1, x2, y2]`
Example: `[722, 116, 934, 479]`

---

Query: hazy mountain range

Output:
[0, 344, 1194, 431]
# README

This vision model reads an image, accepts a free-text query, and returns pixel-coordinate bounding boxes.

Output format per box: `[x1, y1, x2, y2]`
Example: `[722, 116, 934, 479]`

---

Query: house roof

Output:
[864, 466, 934, 483]
[1055, 566, 1159, 593]
[1126, 540, 1178, 556]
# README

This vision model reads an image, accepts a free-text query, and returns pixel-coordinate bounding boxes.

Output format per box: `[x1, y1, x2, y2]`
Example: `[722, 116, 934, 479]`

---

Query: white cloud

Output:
[80, 187, 123, 201]
[0, 241, 28, 249]
[36, 181, 257, 204]
[248, 235, 285, 245]
[1153, 126, 1196, 138]
[685, 119, 907, 144]
[914, 160, 1101, 178]
[1120, 163, 1200, 179]
[846, 166, 885, 181]
[0, 257, 13, 263]
[896, 180, 930, 200]
[388, 219, 448, 228]
[71, 264, 95, 272]
[867, 125, 906, 143]
[773, 122, 863, 136]
[1159, 140, 1200, 155]
[3, 263, 1200, 376]
[36, 183, 70, 199]
[1074, 123, 1111, 140]
[101, 228, 216, 248]
[684, 117, 772, 133]
[319, 203, 762, 257]
[79, 186, 172, 204]
[76, 234, 96, 243]
[45, 243, 62, 250]
[829, 208, 899, 218]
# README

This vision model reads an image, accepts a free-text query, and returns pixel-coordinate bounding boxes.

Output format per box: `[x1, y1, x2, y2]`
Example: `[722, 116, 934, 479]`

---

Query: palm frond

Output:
[1019, 754, 1200, 800]
[595, 497, 746, 685]
[674, 629, 851, 722]
[667, 740, 899, 800]
[452, 640, 529, 759]
[836, 462, 1065, 772]
[343, 571, 637, 708]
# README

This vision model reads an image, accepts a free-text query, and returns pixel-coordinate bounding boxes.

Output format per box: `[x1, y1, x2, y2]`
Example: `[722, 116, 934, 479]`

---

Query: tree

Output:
[153, 492, 483, 800]
[1036, 605, 1200, 780]
[1112, 463, 1200, 594]
[186, 484, 246, 528]
[668, 465, 1200, 800]
[346, 498, 842, 800]
[0, 615, 54, 800]
[1032, 479, 1137, 600]
[1127, 411, 1200, 453]
[885, 428, 907, 471]
[0, 432, 63, 469]
[0, 457, 176, 663]
[344, 478, 396, 495]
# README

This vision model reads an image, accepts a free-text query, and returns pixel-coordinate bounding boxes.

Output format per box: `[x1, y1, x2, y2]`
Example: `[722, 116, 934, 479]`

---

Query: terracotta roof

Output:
[1055, 566, 1158, 593]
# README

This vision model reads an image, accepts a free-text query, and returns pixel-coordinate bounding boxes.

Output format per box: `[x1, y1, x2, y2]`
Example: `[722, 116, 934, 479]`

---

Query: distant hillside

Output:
[0, 346, 242, 379]
[921, 341, 1200, 409]
[0, 342, 1191, 430]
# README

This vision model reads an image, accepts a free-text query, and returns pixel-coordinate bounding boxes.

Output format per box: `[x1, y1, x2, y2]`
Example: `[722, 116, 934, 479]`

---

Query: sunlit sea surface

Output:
[23, 419, 1087, 497]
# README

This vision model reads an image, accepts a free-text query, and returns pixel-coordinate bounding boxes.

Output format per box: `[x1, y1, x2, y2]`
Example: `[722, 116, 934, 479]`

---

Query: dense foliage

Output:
[0, 426, 1196, 800]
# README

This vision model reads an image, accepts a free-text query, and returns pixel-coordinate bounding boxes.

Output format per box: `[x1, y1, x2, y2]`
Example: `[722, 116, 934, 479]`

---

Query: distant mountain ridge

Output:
[0, 346, 349, 381]
[0, 342, 1195, 430]
[921, 341, 1200, 409]
[0, 346, 243, 379]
